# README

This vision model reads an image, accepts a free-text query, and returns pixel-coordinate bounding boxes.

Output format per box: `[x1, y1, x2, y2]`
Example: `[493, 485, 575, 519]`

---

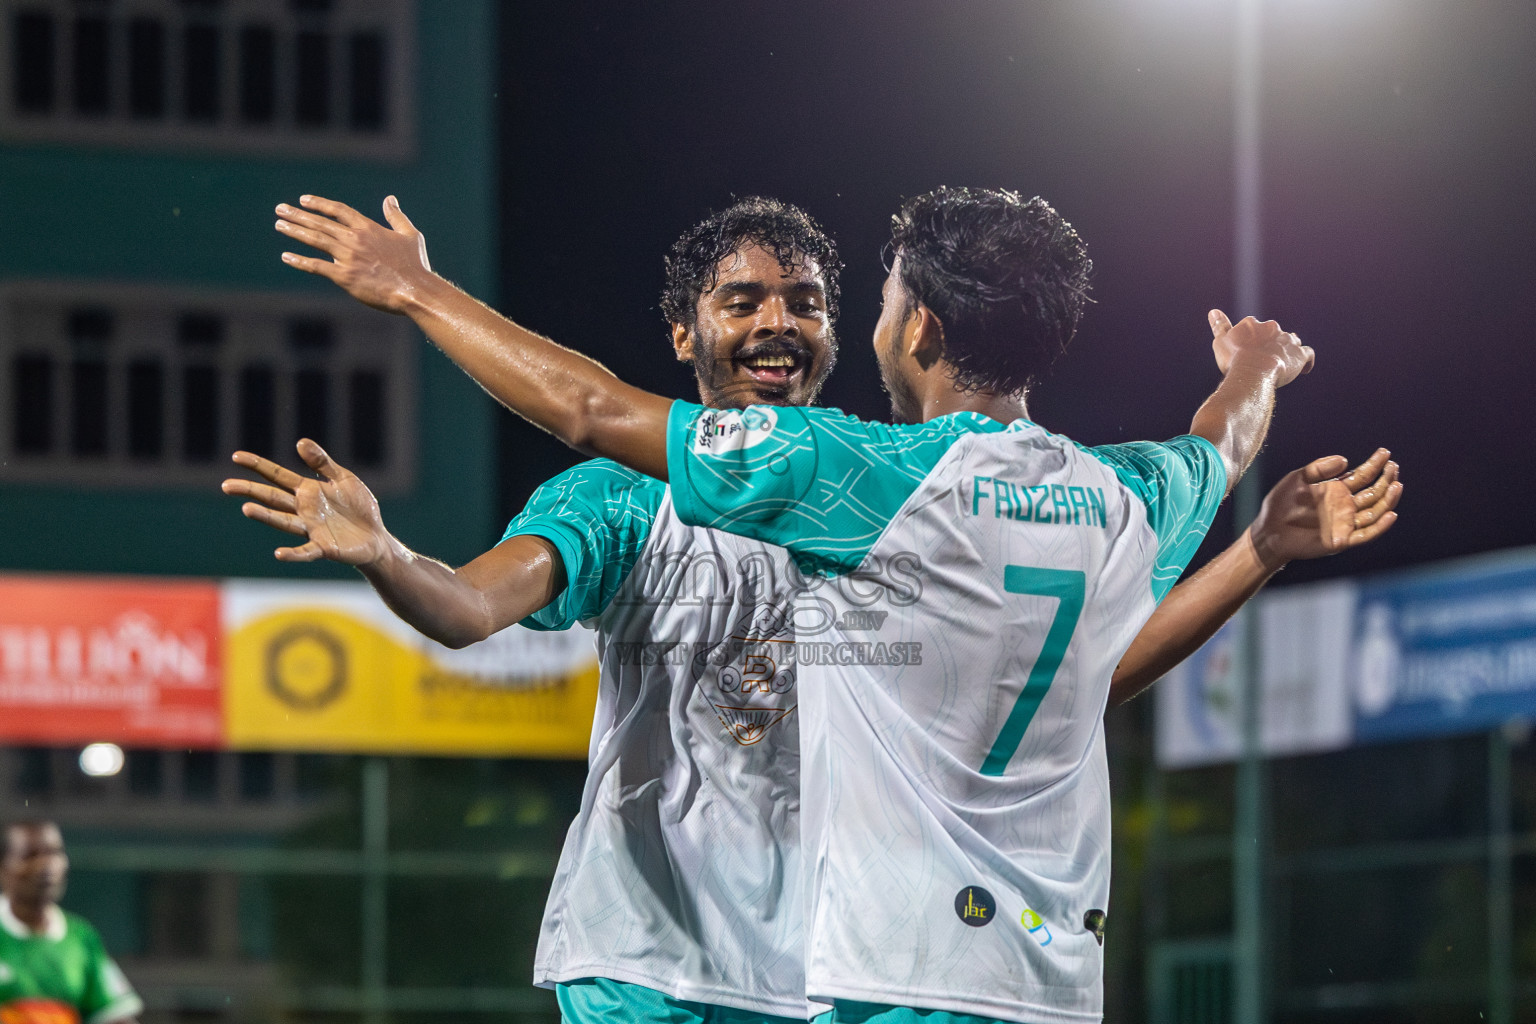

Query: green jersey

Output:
[0, 900, 140, 1024]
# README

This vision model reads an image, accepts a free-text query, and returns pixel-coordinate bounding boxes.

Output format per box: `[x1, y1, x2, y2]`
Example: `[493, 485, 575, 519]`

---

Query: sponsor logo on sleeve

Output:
[955, 886, 995, 927]
[691, 407, 779, 455]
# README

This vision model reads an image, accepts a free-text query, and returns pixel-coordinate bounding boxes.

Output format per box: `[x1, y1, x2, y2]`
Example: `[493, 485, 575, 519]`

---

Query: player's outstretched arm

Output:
[1188, 309, 1316, 492]
[223, 439, 565, 648]
[275, 195, 672, 479]
[1107, 449, 1402, 708]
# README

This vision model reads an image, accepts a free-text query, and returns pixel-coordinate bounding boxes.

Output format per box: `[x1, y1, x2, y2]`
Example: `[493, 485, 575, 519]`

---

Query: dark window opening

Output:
[178, 312, 224, 347]
[239, 365, 275, 455]
[69, 359, 108, 456]
[13, 354, 53, 454]
[347, 32, 385, 130]
[183, 750, 218, 801]
[294, 30, 329, 126]
[239, 753, 275, 800]
[127, 359, 164, 459]
[14, 748, 52, 795]
[288, 317, 334, 351]
[68, 307, 114, 343]
[127, 750, 164, 797]
[68, 307, 112, 458]
[71, 16, 110, 115]
[182, 364, 219, 462]
[13, 11, 55, 114]
[238, 25, 276, 124]
[349, 370, 384, 466]
[128, 18, 166, 119]
[182, 23, 220, 121]
[295, 368, 329, 444]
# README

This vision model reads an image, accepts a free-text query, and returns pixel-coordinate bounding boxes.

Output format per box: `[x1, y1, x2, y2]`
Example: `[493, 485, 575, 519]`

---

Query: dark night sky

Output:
[492, 0, 1536, 586]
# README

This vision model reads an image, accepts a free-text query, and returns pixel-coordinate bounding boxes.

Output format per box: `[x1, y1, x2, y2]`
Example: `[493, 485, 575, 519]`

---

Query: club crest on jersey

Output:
[955, 886, 996, 927]
[691, 407, 778, 454]
[689, 604, 798, 747]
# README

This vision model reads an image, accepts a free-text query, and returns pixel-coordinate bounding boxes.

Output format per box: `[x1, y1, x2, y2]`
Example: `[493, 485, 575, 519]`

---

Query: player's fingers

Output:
[1348, 510, 1399, 547]
[1356, 480, 1404, 527]
[1298, 342, 1316, 375]
[296, 437, 344, 479]
[221, 478, 298, 513]
[275, 219, 343, 254]
[1300, 455, 1348, 485]
[1208, 309, 1232, 338]
[382, 195, 418, 234]
[276, 541, 326, 563]
[276, 203, 350, 240]
[241, 502, 309, 537]
[298, 194, 372, 229]
[1339, 448, 1391, 493]
[1352, 460, 1399, 510]
[280, 251, 344, 281]
[230, 450, 306, 490]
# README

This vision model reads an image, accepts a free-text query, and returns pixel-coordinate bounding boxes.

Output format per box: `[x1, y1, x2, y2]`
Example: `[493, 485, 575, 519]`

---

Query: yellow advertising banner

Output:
[223, 581, 598, 757]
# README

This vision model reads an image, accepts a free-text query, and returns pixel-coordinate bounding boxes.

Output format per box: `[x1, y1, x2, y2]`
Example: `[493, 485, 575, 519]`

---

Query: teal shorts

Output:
[812, 1001, 1011, 1024]
[556, 977, 806, 1024]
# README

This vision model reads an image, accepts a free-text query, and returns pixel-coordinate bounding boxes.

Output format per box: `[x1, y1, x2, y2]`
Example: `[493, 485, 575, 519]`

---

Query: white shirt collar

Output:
[0, 896, 65, 941]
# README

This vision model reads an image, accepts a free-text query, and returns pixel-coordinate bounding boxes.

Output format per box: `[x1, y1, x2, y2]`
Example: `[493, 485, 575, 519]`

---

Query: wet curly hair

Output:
[661, 196, 842, 330]
[887, 187, 1092, 393]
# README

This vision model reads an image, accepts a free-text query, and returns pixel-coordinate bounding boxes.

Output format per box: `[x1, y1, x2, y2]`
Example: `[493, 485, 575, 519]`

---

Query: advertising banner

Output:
[222, 581, 599, 757]
[1154, 582, 1355, 769]
[1156, 549, 1536, 768]
[0, 575, 222, 747]
[0, 574, 599, 757]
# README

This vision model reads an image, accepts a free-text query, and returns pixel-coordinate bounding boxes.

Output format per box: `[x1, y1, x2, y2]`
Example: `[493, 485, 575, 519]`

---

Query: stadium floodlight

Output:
[79, 742, 125, 777]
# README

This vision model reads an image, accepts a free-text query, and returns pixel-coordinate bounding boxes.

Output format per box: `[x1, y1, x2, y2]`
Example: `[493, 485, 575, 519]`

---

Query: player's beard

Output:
[877, 336, 922, 424]
[691, 333, 836, 410]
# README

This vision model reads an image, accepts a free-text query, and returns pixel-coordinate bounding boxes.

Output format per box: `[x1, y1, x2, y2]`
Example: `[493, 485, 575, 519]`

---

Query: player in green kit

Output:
[0, 821, 140, 1024]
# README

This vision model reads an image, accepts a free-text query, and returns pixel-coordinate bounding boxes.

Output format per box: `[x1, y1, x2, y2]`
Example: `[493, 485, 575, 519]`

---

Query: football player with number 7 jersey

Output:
[655, 189, 1312, 1023]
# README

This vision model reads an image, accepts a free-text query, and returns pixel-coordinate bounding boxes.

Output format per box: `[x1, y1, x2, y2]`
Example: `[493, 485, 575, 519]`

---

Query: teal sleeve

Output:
[1086, 435, 1228, 601]
[667, 401, 1000, 574]
[501, 459, 664, 630]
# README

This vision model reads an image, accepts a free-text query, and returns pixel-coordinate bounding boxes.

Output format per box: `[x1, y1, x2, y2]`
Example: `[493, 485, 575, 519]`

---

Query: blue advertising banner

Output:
[1156, 547, 1536, 768]
[1351, 550, 1536, 745]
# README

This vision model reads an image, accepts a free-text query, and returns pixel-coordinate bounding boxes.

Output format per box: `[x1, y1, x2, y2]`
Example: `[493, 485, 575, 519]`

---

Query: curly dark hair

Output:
[887, 187, 1092, 393]
[661, 196, 843, 329]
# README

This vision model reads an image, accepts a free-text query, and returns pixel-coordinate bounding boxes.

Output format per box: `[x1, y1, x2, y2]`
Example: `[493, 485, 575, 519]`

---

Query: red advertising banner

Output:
[0, 576, 222, 747]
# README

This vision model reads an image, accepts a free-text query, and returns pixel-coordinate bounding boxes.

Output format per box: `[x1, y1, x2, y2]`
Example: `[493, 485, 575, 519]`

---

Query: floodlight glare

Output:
[79, 742, 125, 777]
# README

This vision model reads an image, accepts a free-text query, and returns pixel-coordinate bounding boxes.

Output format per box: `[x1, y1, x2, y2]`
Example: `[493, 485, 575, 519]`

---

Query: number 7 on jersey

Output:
[980, 566, 1086, 776]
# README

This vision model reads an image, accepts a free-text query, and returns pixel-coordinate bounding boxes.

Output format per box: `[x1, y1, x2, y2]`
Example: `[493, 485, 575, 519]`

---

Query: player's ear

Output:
[671, 322, 694, 362]
[909, 304, 945, 370]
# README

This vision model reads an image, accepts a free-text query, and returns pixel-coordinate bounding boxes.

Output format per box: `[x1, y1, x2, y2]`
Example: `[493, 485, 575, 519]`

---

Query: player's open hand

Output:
[222, 439, 391, 565]
[276, 195, 431, 314]
[1248, 448, 1402, 571]
[1208, 309, 1315, 387]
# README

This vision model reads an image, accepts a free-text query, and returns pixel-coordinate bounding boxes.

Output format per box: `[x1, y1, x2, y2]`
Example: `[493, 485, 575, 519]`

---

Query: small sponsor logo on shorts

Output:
[955, 886, 995, 927]
[1021, 907, 1054, 946]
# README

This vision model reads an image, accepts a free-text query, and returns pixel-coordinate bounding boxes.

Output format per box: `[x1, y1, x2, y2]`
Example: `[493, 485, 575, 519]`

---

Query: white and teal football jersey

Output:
[666, 402, 1226, 1024]
[505, 459, 816, 1018]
